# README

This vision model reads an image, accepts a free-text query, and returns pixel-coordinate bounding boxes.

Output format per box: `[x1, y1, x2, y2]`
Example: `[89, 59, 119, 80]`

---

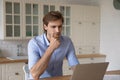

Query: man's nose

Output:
[56, 27, 60, 32]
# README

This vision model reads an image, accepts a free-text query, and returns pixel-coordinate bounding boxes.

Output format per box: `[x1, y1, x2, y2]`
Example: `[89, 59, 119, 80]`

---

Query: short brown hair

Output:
[43, 11, 64, 33]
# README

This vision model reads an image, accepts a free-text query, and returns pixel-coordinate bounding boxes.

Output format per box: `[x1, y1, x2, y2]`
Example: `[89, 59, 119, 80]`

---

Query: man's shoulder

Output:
[61, 36, 71, 42]
[29, 34, 44, 43]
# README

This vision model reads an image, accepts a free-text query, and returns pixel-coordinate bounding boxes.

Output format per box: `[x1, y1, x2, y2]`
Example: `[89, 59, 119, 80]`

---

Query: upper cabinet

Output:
[0, 0, 71, 40]
[5, 1, 22, 39]
[0, 0, 22, 40]
[0, 0, 42, 40]
[42, 4, 71, 37]
[0, 0, 100, 53]
[71, 5, 100, 54]
[59, 6, 71, 37]
[23, 1, 40, 39]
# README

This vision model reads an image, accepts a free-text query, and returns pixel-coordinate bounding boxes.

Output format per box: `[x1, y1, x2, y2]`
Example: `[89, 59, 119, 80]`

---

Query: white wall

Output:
[100, 0, 120, 70]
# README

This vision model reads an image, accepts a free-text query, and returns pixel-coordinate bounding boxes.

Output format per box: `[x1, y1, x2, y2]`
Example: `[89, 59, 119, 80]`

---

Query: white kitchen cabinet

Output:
[5, 1, 21, 39]
[1, 64, 6, 80]
[0, 62, 25, 80]
[42, 4, 55, 15]
[23, 1, 41, 39]
[0, 0, 41, 40]
[78, 57, 106, 64]
[41, 3, 71, 37]
[0, 65, 2, 80]
[63, 55, 106, 75]
[59, 5, 71, 37]
[71, 5, 100, 54]
[0, 0, 22, 39]
[0, 0, 71, 40]
[63, 59, 73, 75]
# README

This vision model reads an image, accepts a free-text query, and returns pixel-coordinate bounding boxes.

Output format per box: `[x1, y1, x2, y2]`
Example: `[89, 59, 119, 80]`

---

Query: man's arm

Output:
[30, 38, 60, 80]
[66, 37, 79, 73]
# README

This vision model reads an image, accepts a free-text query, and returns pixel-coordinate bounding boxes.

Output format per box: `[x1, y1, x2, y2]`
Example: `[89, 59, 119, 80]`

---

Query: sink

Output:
[6, 56, 28, 60]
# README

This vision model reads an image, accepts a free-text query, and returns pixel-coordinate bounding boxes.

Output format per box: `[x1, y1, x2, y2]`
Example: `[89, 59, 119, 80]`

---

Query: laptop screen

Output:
[71, 62, 109, 80]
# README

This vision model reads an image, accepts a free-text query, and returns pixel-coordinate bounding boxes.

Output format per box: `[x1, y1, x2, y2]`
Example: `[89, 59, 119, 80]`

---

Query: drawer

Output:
[63, 60, 73, 75]
[78, 58, 92, 64]
[6, 63, 25, 73]
[6, 71, 24, 80]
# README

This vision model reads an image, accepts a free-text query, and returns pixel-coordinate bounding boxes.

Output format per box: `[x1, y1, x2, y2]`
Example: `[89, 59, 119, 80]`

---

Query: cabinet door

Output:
[4, 0, 22, 39]
[42, 4, 71, 37]
[63, 60, 73, 75]
[59, 5, 71, 37]
[5, 63, 25, 80]
[43, 4, 55, 15]
[71, 5, 100, 54]
[92, 57, 106, 63]
[23, 2, 40, 39]
[6, 72, 24, 80]
[78, 58, 93, 64]
[0, 65, 2, 80]
[1, 64, 7, 80]
[78, 57, 106, 64]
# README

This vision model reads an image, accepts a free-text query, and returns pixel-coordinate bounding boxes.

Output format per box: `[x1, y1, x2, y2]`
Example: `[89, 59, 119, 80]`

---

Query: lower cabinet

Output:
[63, 56, 106, 75]
[0, 63, 25, 80]
[63, 60, 73, 75]
[0, 65, 2, 80]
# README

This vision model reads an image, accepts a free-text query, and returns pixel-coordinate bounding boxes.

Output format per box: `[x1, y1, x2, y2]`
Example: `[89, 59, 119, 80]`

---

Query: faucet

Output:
[17, 44, 22, 56]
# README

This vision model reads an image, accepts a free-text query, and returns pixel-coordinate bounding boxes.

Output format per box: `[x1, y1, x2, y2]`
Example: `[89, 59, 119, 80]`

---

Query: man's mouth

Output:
[54, 33, 60, 38]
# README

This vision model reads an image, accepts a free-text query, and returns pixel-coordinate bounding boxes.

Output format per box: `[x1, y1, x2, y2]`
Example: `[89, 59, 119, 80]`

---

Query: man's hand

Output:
[49, 32, 60, 50]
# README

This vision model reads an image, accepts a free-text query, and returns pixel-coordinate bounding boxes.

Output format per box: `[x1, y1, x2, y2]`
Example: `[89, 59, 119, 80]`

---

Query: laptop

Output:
[71, 62, 109, 80]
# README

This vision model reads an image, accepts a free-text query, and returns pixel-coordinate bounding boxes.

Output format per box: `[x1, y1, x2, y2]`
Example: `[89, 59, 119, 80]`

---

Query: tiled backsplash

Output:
[0, 40, 29, 57]
[0, 39, 100, 57]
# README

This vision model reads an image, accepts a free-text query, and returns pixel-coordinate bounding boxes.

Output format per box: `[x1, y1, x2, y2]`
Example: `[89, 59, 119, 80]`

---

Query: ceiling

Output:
[41, 0, 100, 6]
[66, 0, 100, 6]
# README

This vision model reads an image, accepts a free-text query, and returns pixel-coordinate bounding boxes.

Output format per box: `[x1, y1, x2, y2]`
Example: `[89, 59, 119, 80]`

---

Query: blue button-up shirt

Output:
[28, 33, 79, 79]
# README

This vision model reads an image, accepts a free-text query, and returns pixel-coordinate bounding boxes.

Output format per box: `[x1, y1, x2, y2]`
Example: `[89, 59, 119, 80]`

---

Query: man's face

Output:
[44, 19, 63, 40]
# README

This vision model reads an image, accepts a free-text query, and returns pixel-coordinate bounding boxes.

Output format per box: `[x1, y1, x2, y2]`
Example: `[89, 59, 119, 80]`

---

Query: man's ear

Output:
[44, 24, 47, 30]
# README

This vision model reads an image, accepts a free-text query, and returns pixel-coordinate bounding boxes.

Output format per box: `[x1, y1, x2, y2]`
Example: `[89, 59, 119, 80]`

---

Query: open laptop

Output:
[71, 62, 109, 80]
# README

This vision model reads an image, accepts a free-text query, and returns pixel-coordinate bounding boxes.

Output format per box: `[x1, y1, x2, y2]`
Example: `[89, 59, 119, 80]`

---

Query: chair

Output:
[23, 64, 29, 80]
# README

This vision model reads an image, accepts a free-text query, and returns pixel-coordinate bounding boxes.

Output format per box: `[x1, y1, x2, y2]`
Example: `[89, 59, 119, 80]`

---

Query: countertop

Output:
[0, 57, 28, 64]
[106, 70, 120, 75]
[76, 53, 106, 58]
[0, 53, 106, 64]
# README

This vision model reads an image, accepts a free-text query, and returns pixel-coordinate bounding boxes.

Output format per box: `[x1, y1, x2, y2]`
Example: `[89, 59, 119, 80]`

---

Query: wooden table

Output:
[29, 70, 120, 80]
[29, 75, 71, 80]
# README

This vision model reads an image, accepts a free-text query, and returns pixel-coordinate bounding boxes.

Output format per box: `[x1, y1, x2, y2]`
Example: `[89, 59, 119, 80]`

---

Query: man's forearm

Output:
[30, 46, 54, 79]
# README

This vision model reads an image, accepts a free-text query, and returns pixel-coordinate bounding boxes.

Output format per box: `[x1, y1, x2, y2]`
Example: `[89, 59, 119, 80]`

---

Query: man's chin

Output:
[54, 35, 60, 39]
[54, 37, 60, 39]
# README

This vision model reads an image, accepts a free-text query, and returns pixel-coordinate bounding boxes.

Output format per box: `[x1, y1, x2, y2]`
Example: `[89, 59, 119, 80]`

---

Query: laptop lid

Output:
[71, 62, 109, 80]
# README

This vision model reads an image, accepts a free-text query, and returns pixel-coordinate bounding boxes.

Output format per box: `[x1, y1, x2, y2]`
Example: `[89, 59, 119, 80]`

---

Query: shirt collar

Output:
[43, 33, 50, 46]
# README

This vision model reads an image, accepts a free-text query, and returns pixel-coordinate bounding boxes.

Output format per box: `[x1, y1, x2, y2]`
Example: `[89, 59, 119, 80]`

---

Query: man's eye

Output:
[52, 26, 56, 28]
[58, 26, 62, 28]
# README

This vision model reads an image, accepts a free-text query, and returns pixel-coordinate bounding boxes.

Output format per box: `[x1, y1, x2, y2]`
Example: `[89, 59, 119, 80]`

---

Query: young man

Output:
[28, 11, 79, 80]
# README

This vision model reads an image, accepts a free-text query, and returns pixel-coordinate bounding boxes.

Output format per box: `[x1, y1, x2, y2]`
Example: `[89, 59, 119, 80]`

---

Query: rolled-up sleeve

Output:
[66, 38, 79, 66]
[28, 39, 40, 70]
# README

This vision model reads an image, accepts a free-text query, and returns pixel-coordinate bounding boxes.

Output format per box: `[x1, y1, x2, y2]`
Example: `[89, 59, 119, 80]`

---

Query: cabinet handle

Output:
[91, 58, 94, 60]
[15, 72, 19, 75]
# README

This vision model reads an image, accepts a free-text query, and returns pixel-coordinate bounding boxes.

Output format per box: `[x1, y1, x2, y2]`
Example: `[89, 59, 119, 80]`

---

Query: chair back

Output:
[23, 64, 29, 80]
